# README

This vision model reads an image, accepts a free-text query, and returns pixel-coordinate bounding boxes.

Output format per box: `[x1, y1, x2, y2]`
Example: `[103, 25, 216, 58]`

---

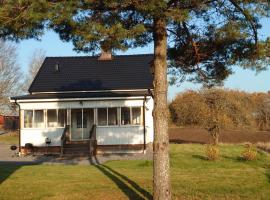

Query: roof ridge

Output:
[45, 53, 154, 59]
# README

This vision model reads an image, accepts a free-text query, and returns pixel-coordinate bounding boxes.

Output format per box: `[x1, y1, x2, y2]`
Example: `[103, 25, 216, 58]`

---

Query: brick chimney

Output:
[98, 48, 112, 60]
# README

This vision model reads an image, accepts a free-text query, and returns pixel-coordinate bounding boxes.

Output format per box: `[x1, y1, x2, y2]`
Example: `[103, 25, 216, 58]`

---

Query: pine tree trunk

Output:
[153, 17, 171, 200]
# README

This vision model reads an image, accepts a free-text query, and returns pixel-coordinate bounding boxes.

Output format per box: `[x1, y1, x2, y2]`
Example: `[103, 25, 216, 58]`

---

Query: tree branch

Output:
[228, 0, 258, 45]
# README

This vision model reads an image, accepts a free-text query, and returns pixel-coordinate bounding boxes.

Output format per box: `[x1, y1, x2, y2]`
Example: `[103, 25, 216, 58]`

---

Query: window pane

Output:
[108, 108, 118, 125]
[132, 107, 141, 125]
[98, 108, 107, 126]
[34, 110, 44, 128]
[58, 109, 66, 127]
[76, 112, 82, 128]
[24, 110, 33, 128]
[47, 110, 57, 127]
[121, 107, 131, 125]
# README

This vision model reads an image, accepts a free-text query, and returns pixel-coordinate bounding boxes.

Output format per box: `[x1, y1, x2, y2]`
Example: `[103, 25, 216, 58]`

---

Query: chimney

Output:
[98, 48, 112, 60]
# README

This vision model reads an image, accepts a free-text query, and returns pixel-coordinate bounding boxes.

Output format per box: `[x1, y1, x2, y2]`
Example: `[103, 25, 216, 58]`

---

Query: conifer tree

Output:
[1, 1, 270, 199]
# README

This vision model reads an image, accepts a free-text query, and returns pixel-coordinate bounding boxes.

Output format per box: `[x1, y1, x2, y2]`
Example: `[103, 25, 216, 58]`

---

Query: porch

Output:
[18, 98, 153, 155]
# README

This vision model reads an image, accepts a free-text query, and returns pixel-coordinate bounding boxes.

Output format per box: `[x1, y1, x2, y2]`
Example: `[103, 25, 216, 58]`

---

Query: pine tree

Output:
[1, 1, 270, 199]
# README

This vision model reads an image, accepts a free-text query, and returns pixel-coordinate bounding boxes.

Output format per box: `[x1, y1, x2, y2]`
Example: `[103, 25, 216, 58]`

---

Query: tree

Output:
[24, 49, 46, 91]
[1, 1, 270, 199]
[170, 89, 258, 144]
[0, 40, 22, 115]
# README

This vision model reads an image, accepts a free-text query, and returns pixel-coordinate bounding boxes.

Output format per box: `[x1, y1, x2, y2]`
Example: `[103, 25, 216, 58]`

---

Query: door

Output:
[71, 108, 94, 140]
[82, 109, 94, 139]
[71, 109, 83, 140]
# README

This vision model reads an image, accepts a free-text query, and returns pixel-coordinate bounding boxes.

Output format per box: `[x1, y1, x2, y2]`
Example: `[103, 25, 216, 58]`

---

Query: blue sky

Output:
[15, 18, 270, 100]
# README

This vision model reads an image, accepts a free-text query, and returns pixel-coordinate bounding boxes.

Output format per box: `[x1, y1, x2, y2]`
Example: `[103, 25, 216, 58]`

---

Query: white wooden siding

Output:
[21, 128, 64, 146]
[19, 97, 154, 146]
[97, 126, 144, 145]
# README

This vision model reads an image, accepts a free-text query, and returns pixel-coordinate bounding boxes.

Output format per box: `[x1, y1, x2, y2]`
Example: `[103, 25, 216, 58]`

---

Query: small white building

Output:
[11, 53, 154, 155]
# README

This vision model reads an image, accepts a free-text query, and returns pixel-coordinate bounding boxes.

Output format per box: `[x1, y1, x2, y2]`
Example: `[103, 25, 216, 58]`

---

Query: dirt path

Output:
[169, 127, 270, 144]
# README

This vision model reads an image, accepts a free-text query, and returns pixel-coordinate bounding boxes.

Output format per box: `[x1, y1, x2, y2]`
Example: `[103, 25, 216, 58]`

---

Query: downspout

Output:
[14, 99, 21, 155]
[143, 95, 146, 153]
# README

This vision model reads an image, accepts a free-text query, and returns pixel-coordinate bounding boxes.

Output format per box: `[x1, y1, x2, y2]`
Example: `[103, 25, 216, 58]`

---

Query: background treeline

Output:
[170, 89, 270, 132]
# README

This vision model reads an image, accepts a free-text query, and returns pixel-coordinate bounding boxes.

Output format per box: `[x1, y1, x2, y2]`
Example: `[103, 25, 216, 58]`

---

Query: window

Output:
[98, 108, 107, 126]
[76, 112, 82, 128]
[132, 107, 141, 125]
[24, 110, 33, 128]
[108, 108, 118, 125]
[121, 107, 131, 125]
[47, 109, 67, 127]
[47, 110, 57, 127]
[34, 110, 44, 128]
[58, 109, 66, 127]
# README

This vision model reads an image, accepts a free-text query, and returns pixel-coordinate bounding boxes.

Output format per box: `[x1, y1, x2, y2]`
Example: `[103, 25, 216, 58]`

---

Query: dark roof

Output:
[11, 91, 151, 101]
[29, 54, 154, 93]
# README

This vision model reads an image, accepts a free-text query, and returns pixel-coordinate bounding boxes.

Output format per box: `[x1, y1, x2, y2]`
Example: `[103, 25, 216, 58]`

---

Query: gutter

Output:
[14, 99, 21, 155]
[143, 95, 146, 153]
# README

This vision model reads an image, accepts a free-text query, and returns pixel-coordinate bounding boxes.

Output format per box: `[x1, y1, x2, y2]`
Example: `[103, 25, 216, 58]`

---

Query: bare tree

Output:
[0, 40, 22, 115]
[24, 49, 46, 91]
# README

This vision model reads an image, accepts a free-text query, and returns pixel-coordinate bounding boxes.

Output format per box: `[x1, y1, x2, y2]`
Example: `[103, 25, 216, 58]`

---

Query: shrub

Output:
[242, 143, 257, 161]
[205, 145, 219, 161]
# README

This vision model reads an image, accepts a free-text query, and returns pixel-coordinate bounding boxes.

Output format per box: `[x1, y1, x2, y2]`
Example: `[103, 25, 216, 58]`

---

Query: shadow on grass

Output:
[91, 156, 152, 200]
[0, 161, 37, 184]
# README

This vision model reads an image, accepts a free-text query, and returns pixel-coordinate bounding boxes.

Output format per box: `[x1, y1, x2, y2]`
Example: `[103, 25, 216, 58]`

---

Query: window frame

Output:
[47, 109, 67, 128]
[120, 107, 143, 127]
[131, 107, 142, 125]
[23, 109, 45, 129]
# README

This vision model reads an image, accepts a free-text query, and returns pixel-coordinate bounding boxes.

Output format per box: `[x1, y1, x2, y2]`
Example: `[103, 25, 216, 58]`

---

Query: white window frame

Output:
[47, 109, 67, 128]
[96, 107, 120, 127]
[22, 109, 45, 129]
[119, 106, 143, 127]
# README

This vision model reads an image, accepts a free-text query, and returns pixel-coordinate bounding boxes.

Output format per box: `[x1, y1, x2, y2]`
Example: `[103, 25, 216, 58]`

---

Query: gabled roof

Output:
[29, 54, 154, 93]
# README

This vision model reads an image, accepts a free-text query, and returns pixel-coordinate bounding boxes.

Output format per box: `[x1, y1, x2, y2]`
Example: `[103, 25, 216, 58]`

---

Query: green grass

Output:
[0, 144, 269, 200]
[0, 132, 19, 144]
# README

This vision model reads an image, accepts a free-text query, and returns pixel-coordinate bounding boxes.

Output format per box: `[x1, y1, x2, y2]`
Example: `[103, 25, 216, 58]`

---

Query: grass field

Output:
[0, 144, 269, 200]
[0, 132, 19, 144]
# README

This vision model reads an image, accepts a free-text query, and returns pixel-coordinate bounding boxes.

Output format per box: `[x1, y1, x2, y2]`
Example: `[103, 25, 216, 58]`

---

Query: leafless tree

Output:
[24, 49, 46, 91]
[0, 40, 22, 115]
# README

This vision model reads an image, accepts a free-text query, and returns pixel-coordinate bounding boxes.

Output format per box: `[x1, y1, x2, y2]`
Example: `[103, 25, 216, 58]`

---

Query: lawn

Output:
[0, 144, 269, 200]
[0, 132, 19, 144]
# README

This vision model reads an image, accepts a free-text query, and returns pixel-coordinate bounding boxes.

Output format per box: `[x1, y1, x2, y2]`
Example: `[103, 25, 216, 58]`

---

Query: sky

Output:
[15, 18, 270, 100]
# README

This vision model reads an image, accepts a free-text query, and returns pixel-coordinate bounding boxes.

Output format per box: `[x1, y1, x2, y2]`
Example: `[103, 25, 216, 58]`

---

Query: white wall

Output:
[21, 128, 63, 146]
[19, 97, 154, 147]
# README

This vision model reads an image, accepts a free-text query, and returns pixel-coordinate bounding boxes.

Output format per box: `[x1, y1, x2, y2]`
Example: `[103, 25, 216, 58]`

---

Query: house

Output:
[10, 53, 154, 155]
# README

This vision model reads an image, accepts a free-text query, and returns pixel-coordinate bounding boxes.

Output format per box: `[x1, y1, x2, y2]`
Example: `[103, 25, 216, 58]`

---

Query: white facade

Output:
[17, 97, 154, 147]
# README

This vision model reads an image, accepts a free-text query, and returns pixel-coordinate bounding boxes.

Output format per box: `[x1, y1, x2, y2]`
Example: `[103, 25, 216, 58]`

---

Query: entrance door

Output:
[71, 108, 94, 140]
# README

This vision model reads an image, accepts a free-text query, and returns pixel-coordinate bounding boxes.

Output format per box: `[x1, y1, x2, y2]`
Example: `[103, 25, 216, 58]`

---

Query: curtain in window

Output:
[24, 110, 33, 128]
[34, 110, 44, 128]
[132, 107, 141, 125]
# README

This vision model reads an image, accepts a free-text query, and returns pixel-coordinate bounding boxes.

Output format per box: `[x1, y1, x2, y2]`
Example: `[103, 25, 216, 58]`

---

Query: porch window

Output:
[132, 107, 141, 125]
[108, 108, 118, 125]
[47, 110, 57, 127]
[121, 107, 131, 125]
[47, 109, 66, 127]
[58, 109, 67, 127]
[24, 110, 33, 128]
[34, 110, 44, 128]
[97, 108, 107, 126]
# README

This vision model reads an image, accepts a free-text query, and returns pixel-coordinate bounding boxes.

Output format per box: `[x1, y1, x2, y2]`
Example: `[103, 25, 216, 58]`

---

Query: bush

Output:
[205, 145, 219, 161]
[242, 143, 257, 161]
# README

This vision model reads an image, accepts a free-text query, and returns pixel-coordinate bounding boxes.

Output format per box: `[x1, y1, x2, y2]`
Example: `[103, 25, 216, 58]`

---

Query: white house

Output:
[11, 53, 154, 155]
